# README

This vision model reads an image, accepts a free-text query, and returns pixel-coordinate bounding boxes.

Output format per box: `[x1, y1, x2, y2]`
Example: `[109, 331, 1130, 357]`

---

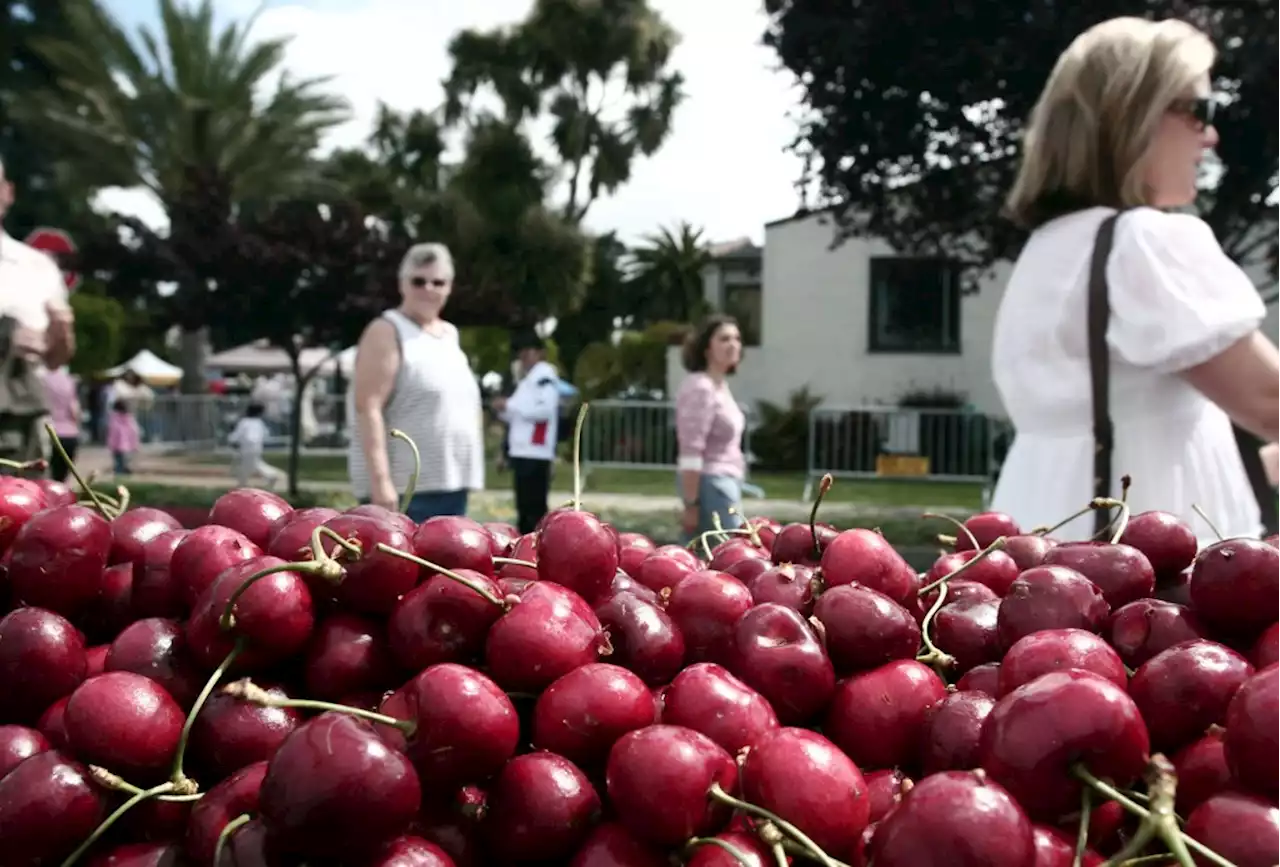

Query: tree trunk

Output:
[287, 354, 306, 499]
[179, 327, 208, 394]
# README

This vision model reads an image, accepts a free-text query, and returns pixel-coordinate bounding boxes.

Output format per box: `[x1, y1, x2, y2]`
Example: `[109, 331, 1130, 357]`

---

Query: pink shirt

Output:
[107, 411, 140, 454]
[676, 373, 746, 479]
[42, 368, 80, 438]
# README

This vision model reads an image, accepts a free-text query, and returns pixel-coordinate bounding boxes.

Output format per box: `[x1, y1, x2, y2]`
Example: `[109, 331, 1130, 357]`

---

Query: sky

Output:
[96, 0, 811, 246]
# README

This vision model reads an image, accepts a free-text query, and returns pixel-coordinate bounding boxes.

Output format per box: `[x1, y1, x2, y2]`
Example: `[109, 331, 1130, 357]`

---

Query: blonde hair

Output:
[398, 242, 453, 281]
[1005, 17, 1215, 229]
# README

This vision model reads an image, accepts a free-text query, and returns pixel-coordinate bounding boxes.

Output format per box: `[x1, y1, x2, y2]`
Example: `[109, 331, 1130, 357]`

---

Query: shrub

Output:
[750, 388, 821, 472]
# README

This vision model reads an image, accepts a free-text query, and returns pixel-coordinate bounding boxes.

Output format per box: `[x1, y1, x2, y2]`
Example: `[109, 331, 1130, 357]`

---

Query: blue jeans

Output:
[363, 489, 469, 523]
[682, 474, 744, 544]
[113, 451, 132, 475]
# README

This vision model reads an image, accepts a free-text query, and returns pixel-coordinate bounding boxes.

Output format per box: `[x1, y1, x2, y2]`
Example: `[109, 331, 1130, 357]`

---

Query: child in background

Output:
[106, 398, 139, 476]
[229, 402, 285, 489]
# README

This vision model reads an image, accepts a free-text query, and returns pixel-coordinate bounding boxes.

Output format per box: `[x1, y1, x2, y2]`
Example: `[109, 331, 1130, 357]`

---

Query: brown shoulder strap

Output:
[1088, 213, 1123, 536]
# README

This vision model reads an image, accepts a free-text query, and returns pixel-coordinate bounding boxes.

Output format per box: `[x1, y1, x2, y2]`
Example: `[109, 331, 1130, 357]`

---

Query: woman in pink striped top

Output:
[676, 314, 746, 540]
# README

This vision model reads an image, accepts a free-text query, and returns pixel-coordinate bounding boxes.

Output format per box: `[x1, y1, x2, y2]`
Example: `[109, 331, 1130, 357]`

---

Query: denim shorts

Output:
[361, 489, 469, 524]
[682, 473, 744, 544]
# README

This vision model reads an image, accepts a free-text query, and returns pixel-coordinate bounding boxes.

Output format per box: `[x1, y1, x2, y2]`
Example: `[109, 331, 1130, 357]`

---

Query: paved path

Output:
[71, 446, 959, 521]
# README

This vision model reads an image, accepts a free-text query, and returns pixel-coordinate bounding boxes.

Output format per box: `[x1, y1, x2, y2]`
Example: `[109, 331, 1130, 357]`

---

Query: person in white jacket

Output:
[494, 333, 560, 533]
[228, 402, 286, 490]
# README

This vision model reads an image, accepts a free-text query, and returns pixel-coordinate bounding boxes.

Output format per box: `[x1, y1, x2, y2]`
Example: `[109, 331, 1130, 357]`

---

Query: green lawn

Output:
[192, 451, 984, 509]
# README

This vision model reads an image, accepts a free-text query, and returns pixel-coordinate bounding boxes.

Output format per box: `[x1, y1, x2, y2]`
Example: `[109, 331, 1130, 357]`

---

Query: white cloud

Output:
[94, 0, 807, 245]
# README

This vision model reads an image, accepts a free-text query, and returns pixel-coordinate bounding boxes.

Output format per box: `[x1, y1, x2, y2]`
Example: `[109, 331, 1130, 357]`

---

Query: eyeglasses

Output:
[409, 276, 449, 289]
[1169, 97, 1216, 129]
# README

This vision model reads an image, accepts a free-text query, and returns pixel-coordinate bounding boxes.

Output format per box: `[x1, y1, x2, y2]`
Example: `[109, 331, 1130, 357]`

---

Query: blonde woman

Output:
[991, 17, 1279, 544]
[349, 243, 484, 522]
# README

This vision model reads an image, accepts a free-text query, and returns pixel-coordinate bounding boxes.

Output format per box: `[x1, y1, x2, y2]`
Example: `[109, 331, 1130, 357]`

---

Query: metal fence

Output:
[804, 405, 1011, 500]
[577, 399, 757, 477]
[127, 393, 349, 452]
[120, 395, 1008, 500]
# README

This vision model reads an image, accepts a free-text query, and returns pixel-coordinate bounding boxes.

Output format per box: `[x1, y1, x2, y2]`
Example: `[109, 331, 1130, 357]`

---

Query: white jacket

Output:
[502, 360, 560, 461]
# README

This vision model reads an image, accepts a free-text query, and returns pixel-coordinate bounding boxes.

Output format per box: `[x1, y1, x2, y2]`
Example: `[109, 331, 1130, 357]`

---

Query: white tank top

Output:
[348, 311, 484, 497]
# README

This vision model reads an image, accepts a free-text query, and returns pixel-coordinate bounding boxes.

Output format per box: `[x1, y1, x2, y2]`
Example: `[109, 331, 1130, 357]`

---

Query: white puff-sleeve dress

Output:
[990, 206, 1267, 545]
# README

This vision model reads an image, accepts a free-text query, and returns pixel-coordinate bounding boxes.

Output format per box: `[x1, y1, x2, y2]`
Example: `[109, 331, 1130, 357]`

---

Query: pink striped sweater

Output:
[675, 373, 746, 479]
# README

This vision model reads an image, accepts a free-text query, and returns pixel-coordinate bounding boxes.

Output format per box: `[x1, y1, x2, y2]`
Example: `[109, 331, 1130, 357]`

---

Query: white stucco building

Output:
[670, 209, 1279, 419]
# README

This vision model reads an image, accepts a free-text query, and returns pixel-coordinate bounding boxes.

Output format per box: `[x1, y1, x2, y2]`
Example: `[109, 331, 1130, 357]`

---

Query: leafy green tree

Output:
[327, 108, 591, 330]
[325, 104, 448, 244]
[629, 221, 711, 324]
[0, 0, 101, 238]
[444, 0, 686, 223]
[764, 0, 1277, 278]
[16, 0, 350, 390]
[214, 198, 393, 494]
[67, 285, 126, 377]
[553, 231, 632, 377]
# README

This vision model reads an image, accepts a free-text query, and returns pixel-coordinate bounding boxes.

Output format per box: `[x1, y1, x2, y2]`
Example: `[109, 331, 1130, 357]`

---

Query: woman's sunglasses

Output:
[1170, 97, 1216, 128]
[410, 276, 449, 289]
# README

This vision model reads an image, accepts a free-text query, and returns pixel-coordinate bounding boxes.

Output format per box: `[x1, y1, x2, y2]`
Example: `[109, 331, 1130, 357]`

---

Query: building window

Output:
[868, 258, 961, 354]
[724, 284, 762, 346]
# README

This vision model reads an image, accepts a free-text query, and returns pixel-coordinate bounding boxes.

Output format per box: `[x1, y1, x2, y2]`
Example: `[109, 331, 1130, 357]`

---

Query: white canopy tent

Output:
[205, 340, 349, 377]
[103, 349, 183, 386]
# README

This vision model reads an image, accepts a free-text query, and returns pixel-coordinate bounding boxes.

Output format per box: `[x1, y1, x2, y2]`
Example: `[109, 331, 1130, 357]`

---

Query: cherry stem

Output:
[1073, 785, 1092, 867]
[45, 423, 115, 519]
[170, 638, 247, 787]
[86, 487, 120, 512]
[1104, 817, 1157, 865]
[770, 843, 788, 867]
[808, 474, 833, 560]
[223, 678, 418, 736]
[114, 485, 131, 514]
[698, 527, 714, 560]
[686, 527, 754, 553]
[309, 524, 363, 564]
[374, 542, 506, 608]
[1106, 497, 1133, 545]
[922, 511, 978, 550]
[917, 536, 1007, 597]
[89, 766, 202, 802]
[936, 533, 957, 547]
[1095, 476, 1133, 541]
[0, 456, 45, 471]
[727, 505, 763, 547]
[711, 511, 732, 543]
[219, 560, 343, 631]
[571, 402, 589, 511]
[388, 429, 421, 514]
[1036, 497, 1125, 538]
[214, 813, 253, 866]
[1072, 763, 1232, 867]
[915, 580, 955, 670]
[1191, 504, 1225, 542]
[493, 556, 538, 569]
[60, 781, 176, 866]
[707, 782, 849, 867]
[686, 837, 753, 866]
[1121, 755, 1195, 867]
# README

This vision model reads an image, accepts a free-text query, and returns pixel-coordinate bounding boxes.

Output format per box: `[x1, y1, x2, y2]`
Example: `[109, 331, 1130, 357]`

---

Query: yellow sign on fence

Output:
[876, 454, 931, 477]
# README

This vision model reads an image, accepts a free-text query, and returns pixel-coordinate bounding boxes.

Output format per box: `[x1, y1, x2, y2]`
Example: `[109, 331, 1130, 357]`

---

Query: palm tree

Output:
[628, 221, 711, 325]
[17, 0, 349, 389]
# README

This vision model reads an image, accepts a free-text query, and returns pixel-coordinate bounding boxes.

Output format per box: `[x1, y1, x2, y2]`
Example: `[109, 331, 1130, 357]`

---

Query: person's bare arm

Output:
[1181, 331, 1279, 442]
[44, 304, 74, 368]
[352, 319, 400, 498]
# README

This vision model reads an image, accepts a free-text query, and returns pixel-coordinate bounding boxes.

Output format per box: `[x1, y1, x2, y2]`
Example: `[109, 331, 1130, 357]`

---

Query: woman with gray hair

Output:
[348, 243, 484, 521]
[990, 17, 1279, 544]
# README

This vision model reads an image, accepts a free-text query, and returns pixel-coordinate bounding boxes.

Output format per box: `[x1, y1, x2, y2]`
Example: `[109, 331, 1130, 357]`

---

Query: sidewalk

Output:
[71, 446, 957, 521]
